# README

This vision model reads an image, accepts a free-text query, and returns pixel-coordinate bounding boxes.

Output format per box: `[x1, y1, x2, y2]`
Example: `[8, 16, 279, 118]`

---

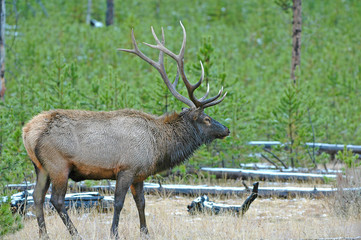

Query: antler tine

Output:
[131, 29, 140, 51]
[196, 61, 206, 101]
[150, 26, 162, 45]
[203, 91, 228, 108]
[194, 60, 227, 108]
[201, 87, 224, 105]
[143, 28, 178, 60]
[173, 68, 180, 88]
[117, 29, 137, 53]
[158, 27, 165, 65]
[161, 27, 165, 44]
[199, 83, 210, 101]
[193, 61, 204, 89]
[118, 29, 159, 70]
[179, 21, 186, 58]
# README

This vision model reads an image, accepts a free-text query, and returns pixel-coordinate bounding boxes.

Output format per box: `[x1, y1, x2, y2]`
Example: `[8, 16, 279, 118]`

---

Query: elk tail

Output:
[22, 112, 51, 171]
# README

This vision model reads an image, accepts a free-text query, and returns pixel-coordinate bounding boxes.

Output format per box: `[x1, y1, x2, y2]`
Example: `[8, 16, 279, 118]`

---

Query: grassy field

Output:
[4, 194, 361, 240]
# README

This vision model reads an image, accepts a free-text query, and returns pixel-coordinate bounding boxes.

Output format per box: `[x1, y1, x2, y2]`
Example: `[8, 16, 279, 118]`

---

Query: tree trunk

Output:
[105, 0, 114, 26]
[0, 0, 5, 101]
[291, 0, 302, 85]
[86, 0, 92, 25]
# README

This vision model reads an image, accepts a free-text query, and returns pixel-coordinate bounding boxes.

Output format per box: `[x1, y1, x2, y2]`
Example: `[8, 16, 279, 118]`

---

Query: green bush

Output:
[0, 195, 23, 236]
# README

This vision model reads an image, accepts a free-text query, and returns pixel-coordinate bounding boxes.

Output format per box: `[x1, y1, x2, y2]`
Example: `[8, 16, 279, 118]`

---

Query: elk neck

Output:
[153, 112, 204, 173]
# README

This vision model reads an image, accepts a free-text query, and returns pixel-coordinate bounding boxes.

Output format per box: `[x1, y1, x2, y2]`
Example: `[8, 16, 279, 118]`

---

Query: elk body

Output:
[23, 22, 229, 239]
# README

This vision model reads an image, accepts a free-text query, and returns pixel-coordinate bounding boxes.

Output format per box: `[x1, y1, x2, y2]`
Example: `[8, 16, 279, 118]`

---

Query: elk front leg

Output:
[131, 181, 148, 235]
[33, 167, 50, 239]
[110, 171, 134, 239]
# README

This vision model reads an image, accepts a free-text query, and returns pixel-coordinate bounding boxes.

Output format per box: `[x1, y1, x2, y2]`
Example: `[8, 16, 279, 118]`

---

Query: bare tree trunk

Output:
[0, 0, 5, 101]
[291, 0, 302, 85]
[105, 0, 114, 26]
[36, 0, 48, 17]
[86, 0, 92, 25]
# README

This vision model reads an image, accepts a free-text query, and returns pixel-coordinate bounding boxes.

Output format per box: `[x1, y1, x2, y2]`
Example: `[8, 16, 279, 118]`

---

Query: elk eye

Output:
[204, 117, 211, 124]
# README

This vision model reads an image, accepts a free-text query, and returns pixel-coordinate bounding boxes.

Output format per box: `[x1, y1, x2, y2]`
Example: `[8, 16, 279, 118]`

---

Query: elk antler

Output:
[118, 21, 227, 109]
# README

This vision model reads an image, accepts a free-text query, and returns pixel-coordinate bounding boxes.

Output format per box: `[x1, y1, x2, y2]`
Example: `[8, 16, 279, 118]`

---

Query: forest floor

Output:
[5, 192, 361, 240]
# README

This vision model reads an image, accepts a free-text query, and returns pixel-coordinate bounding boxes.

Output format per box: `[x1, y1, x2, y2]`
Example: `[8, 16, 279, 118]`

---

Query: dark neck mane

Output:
[153, 113, 204, 173]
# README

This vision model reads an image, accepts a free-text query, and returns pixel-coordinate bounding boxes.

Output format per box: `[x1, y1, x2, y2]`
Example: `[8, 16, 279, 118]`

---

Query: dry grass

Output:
[329, 168, 361, 219]
[4, 193, 361, 240]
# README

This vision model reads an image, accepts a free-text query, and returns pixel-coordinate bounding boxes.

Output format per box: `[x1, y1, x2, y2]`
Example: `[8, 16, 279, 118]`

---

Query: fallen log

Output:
[2, 190, 112, 214]
[68, 182, 350, 198]
[187, 182, 259, 216]
[65, 182, 343, 198]
[5, 182, 36, 191]
[239, 163, 342, 174]
[201, 167, 337, 182]
[142, 183, 358, 198]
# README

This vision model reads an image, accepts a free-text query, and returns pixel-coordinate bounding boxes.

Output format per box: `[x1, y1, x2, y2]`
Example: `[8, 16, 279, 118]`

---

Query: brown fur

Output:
[162, 112, 180, 123]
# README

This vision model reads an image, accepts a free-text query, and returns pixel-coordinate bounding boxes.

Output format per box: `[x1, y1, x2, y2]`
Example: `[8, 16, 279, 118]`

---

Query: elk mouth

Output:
[217, 128, 230, 139]
[218, 135, 228, 139]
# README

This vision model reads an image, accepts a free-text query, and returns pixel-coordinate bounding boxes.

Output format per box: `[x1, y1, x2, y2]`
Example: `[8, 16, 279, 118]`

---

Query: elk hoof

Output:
[140, 227, 150, 239]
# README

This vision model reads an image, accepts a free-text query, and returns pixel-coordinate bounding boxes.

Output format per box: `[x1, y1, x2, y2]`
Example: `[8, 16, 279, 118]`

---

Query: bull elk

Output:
[22, 22, 229, 239]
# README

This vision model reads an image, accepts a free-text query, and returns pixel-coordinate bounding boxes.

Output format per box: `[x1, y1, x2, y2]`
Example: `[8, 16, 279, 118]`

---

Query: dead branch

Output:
[263, 147, 288, 169]
[240, 182, 259, 216]
[261, 153, 280, 169]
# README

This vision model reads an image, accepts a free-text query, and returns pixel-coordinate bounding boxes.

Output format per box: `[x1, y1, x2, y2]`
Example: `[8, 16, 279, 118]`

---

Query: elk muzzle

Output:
[212, 120, 230, 140]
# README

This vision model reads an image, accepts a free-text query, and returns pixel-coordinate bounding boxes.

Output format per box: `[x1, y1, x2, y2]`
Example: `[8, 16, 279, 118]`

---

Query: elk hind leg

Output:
[49, 173, 79, 237]
[33, 165, 50, 238]
[130, 181, 148, 235]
